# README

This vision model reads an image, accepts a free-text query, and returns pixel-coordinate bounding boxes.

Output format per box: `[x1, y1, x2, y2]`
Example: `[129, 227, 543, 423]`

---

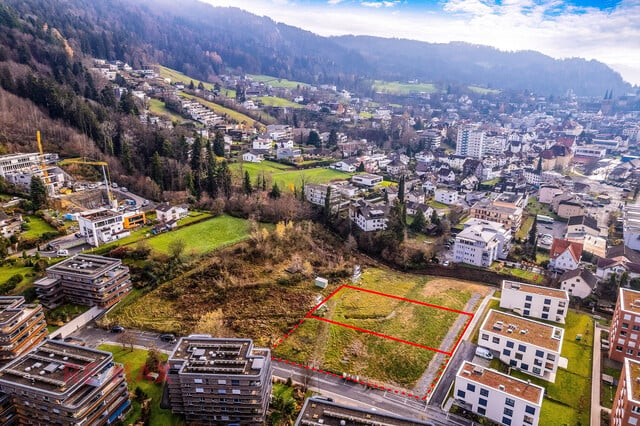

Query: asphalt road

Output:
[69, 323, 177, 353]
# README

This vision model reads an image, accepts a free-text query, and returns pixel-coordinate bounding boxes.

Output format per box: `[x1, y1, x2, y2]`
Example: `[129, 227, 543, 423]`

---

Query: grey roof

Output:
[559, 268, 598, 290]
[567, 215, 599, 232]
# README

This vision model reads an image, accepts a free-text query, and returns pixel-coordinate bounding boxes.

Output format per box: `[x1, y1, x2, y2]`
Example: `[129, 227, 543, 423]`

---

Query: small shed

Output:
[315, 277, 328, 289]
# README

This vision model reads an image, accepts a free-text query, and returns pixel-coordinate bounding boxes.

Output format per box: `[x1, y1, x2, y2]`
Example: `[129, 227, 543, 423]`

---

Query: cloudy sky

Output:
[205, 0, 640, 86]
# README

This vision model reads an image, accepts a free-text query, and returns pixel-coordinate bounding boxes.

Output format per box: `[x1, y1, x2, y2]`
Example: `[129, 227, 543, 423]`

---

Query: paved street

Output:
[69, 323, 177, 354]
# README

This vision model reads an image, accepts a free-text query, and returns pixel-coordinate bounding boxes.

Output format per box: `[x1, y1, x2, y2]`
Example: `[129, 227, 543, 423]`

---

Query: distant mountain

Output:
[4, 0, 631, 96]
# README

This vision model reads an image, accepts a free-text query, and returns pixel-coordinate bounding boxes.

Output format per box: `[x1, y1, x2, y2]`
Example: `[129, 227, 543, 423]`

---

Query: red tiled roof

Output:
[550, 238, 583, 262]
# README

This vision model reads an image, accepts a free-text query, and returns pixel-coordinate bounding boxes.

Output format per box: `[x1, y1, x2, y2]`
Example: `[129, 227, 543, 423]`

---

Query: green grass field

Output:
[179, 93, 262, 127]
[148, 215, 251, 256]
[467, 85, 500, 95]
[231, 161, 353, 192]
[98, 345, 183, 426]
[372, 80, 439, 95]
[159, 66, 214, 91]
[248, 74, 310, 89]
[0, 264, 37, 296]
[148, 98, 188, 123]
[21, 215, 56, 239]
[256, 96, 304, 109]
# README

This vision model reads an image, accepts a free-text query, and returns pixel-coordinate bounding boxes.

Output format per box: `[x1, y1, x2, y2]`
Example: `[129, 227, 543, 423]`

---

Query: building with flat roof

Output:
[455, 361, 543, 426]
[609, 288, 640, 363]
[0, 297, 47, 365]
[456, 125, 485, 159]
[77, 209, 130, 247]
[453, 224, 502, 267]
[34, 254, 131, 309]
[469, 198, 523, 233]
[295, 396, 436, 425]
[0, 340, 130, 425]
[166, 335, 272, 425]
[500, 280, 569, 323]
[479, 310, 564, 382]
[624, 205, 640, 251]
[611, 357, 640, 426]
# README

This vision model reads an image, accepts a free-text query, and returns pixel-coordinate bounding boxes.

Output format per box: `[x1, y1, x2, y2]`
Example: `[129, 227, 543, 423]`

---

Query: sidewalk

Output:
[590, 322, 607, 426]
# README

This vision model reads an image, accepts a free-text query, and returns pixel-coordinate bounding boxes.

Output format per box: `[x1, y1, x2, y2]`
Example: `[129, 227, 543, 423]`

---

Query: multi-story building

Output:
[155, 203, 189, 223]
[558, 268, 598, 300]
[462, 218, 512, 258]
[549, 238, 583, 272]
[349, 200, 389, 232]
[351, 173, 383, 187]
[434, 188, 459, 205]
[624, 205, 640, 251]
[0, 297, 47, 364]
[34, 254, 131, 309]
[0, 153, 58, 177]
[500, 280, 569, 323]
[454, 361, 544, 426]
[77, 209, 129, 247]
[611, 357, 640, 426]
[609, 288, 640, 363]
[479, 310, 564, 382]
[166, 335, 272, 425]
[296, 396, 436, 425]
[453, 225, 502, 267]
[456, 125, 485, 159]
[0, 340, 130, 425]
[574, 145, 607, 158]
[304, 183, 344, 212]
[469, 198, 523, 232]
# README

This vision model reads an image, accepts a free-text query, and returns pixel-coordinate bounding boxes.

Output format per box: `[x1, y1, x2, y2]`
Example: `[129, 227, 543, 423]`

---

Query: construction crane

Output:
[36, 131, 51, 185]
[62, 158, 118, 210]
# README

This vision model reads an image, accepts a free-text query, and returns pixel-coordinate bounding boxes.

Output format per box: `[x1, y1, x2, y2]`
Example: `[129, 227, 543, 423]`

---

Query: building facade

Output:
[78, 209, 128, 247]
[499, 280, 569, 323]
[453, 225, 501, 267]
[434, 188, 459, 205]
[609, 288, 640, 363]
[456, 125, 485, 159]
[0, 297, 47, 364]
[611, 357, 640, 426]
[166, 335, 272, 425]
[454, 361, 543, 426]
[34, 254, 131, 309]
[349, 200, 389, 232]
[0, 340, 130, 425]
[479, 310, 564, 382]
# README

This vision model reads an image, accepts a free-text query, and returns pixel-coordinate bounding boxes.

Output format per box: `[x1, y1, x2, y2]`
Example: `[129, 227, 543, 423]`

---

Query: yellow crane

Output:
[62, 158, 117, 210]
[36, 131, 51, 185]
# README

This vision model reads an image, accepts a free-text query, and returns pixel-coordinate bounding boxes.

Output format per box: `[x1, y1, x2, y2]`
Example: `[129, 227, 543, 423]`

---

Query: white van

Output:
[475, 346, 493, 360]
[56, 249, 69, 256]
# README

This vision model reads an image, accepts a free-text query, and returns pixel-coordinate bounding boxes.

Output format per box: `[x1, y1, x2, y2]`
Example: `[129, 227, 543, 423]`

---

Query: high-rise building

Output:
[456, 125, 485, 159]
[0, 341, 130, 425]
[0, 297, 47, 365]
[166, 335, 272, 425]
[611, 357, 640, 426]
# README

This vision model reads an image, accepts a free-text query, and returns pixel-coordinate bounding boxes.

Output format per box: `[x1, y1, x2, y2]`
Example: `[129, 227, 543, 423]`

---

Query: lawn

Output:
[0, 264, 38, 296]
[467, 85, 500, 95]
[231, 161, 353, 192]
[372, 80, 439, 95]
[248, 74, 310, 89]
[255, 96, 304, 108]
[21, 215, 56, 239]
[274, 268, 491, 387]
[159, 65, 215, 91]
[428, 200, 449, 209]
[501, 266, 544, 283]
[147, 215, 251, 256]
[179, 93, 262, 127]
[98, 345, 183, 426]
[148, 98, 188, 123]
[516, 215, 535, 240]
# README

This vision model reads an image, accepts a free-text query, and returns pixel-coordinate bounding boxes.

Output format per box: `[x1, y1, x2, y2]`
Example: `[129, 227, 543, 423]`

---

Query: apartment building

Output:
[549, 238, 583, 272]
[611, 357, 640, 426]
[454, 361, 544, 426]
[434, 188, 459, 205]
[0, 153, 59, 176]
[351, 173, 383, 187]
[453, 225, 501, 267]
[0, 297, 47, 364]
[456, 125, 485, 159]
[77, 209, 129, 247]
[462, 219, 512, 258]
[609, 288, 640, 363]
[166, 335, 272, 425]
[349, 200, 389, 232]
[0, 340, 130, 425]
[469, 199, 523, 232]
[34, 254, 131, 309]
[479, 310, 564, 382]
[304, 183, 344, 212]
[500, 280, 569, 323]
[624, 205, 640, 251]
[296, 396, 435, 425]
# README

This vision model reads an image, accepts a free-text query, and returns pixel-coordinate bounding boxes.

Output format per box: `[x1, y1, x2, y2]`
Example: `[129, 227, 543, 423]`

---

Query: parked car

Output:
[443, 260, 450, 267]
[56, 249, 69, 256]
[159, 333, 176, 343]
[475, 346, 494, 360]
[110, 326, 125, 333]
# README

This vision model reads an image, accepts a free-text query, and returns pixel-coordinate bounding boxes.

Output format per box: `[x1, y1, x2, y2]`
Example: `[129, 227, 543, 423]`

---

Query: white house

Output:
[349, 200, 388, 232]
[549, 238, 583, 272]
[500, 280, 569, 323]
[252, 138, 273, 150]
[422, 180, 437, 194]
[453, 225, 501, 267]
[462, 219, 512, 259]
[332, 159, 358, 173]
[242, 150, 265, 163]
[351, 174, 383, 187]
[434, 188, 459, 205]
[479, 310, 564, 382]
[304, 183, 344, 212]
[455, 361, 543, 426]
[78, 209, 129, 247]
[623, 205, 640, 251]
[156, 203, 189, 223]
[559, 268, 598, 299]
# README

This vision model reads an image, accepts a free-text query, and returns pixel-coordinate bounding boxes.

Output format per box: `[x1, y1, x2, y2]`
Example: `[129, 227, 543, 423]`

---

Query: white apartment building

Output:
[252, 138, 273, 150]
[611, 358, 640, 426]
[462, 219, 512, 259]
[574, 145, 607, 158]
[0, 152, 59, 176]
[349, 200, 388, 232]
[304, 183, 344, 212]
[351, 173, 383, 187]
[78, 209, 128, 247]
[479, 310, 564, 382]
[456, 125, 485, 159]
[434, 188, 459, 205]
[453, 225, 501, 267]
[455, 361, 543, 426]
[500, 280, 569, 323]
[624, 205, 640, 251]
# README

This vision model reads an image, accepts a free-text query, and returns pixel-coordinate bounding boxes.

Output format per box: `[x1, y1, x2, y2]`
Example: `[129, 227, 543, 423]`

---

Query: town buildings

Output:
[34, 254, 131, 309]
[77, 209, 129, 247]
[558, 268, 598, 299]
[349, 200, 389, 232]
[479, 310, 564, 382]
[434, 188, 459, 205]
[624, 205, 640, 251]
[456, 125, 485, 159]
[453, 222, 508, 267]
[499, 280, 569, 323]
[611, 358, 640, 426]
[609, 288, 640, 363]
[0, 297, 47, 364]
[0, 340, 130, 425]
[549, 238, 583, 272]
[0, 152, 65, 195]
[469, 195, 523, 233]
[155, 203, 189, 223]
[165, 335, 272, 425]
[454, 361, 544, 426]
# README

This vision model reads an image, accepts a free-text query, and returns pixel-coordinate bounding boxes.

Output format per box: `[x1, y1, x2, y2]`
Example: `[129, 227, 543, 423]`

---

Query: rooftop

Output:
[47, 254, 122, 278]
[458, 361, 543, 405]
[169, 336, 269, 376]
[620, 288, 640, 314]
[296, 397, 435, 425]
[626, 358, 640, 403]
[0, 296, 29, 324]
[0, 341, 110, 394]
[79, 209, 122, 222]
[481, 310, 563, 352]
[502, 280, 568, 300]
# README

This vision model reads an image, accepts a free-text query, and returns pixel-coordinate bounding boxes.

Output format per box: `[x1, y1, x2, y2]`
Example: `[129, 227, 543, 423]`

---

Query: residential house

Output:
[538, 184, 563, 204]
[596, 245, 640, 280]
[461, 174, 479, 191]
[611, 358, 640, 426]
[252, 138, 273, 150]
[385, 158, 407, 177]
[349, 200, 389, 232]
[454, 361, 543, 426]
[332, 159, 359, 172]
[406, 202, 433, 218]
[406, 189, 426, 204]
[242, 150, 265, 163]
[609, 288, 640, 363]
[469, 198, 523, 233]
[437, 167, 456, 183]
[77, 209, 129, 247]
[156, 203, 189, 223]
[565, 215, 606, 257]
[276, 147, 301, 160]
[463, 219, 512, 258]
[304, 183, 345, 212]
[559, 268, 598, 300]
[540, 144, 573, 171]
[453, 225, 501, 267]
[351, 174, 383, 187]
[557, 200, 585, 219]
[479, 310, 564, 382]
[549, 238, 583, 272]
[500, 280, 569, 323]
[422, 179, 437, 194]
[435, 188, 459, 205]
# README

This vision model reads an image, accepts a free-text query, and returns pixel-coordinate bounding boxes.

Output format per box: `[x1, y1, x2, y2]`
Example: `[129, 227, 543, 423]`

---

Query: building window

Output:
[218, 389, 226, 394]
[457, 390, 466, 399]
[478, 407, 486, 415]
[505, 397, 515, 407]
[544, 298, 551, 305]
[515, 353, 523, 360]
[524, 303, 531, 309]
[510, 359, 517, 367]
[504, 407, 513, 417]
[480, 388, 489, 397]
[533, 367, 541, 375]
[542, 313, 549, 319]
[632, 405, 640, 414]
[524, 415, 535, 424]
[481, 334, 489, 341]
[616, 345, 623, 352]
[195, 388, 204, 393]
[621, 331, 628, 337]
[547, 354, 555, 361]
[503, 349, 511, 356]
[467, 383, 476, 392]
[543, 306, 550, 312]
[623, 323, 630, 329]
[535, 350, 544, 357]
[518, 344, 526, 352]
[525, 405, 536, 415]
[194, 378, 203, 384]
[521, 363, 529, 371]
[628, 349, 634, 355]
[506, 341, 514, 348]
[479, 398, 487, 406]
[525, 295, 532, 301]
[492, 336, 500, 344]
[502, 417, 512, 425]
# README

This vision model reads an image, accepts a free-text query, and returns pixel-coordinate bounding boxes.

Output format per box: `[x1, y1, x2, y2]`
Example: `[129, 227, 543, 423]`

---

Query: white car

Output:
[475, 346, 494, 360]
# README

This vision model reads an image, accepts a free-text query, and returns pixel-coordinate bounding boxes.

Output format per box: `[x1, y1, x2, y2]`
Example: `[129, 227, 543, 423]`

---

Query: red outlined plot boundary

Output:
[271, 284, 475, 400]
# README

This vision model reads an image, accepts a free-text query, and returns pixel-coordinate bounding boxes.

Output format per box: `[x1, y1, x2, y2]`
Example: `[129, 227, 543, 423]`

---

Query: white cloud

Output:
[203, 0, 640, 85]
[361, 0, 399, 7]
[327, 0, 346, 5]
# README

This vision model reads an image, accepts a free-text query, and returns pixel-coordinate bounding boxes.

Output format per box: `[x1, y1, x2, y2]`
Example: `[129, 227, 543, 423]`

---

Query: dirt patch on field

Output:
[421, 278, 492, 299]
